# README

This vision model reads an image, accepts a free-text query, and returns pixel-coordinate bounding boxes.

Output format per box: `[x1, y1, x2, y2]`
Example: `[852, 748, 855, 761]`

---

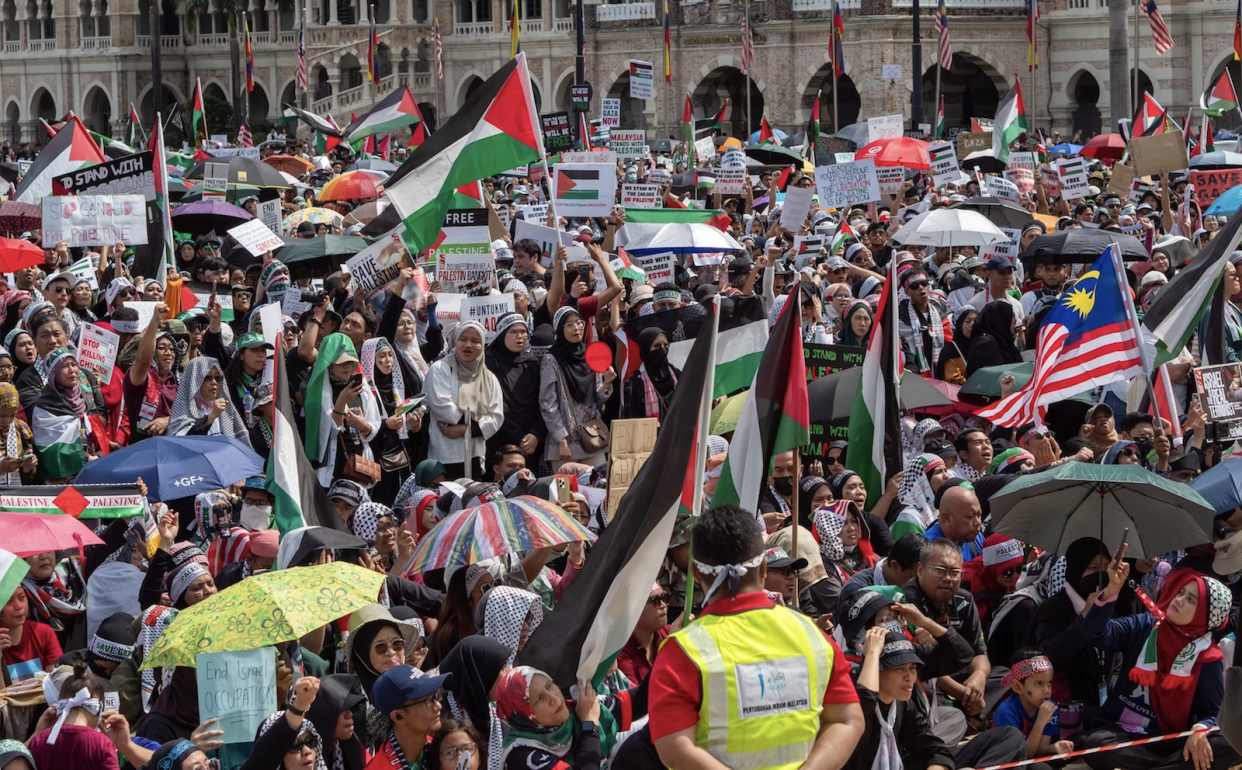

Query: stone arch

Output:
[4, 99, 20, 144]
[29, 87, 56, 122]
[921, 52, 1005, 134]
[248, 82, 270, 122]
[137, 82, 184, 123]
[1131, 67, 1155, 106]
[796, 62, 861, 132]
[339, 52, 363, 91]
[605, 68, 645, 129]
[455, 71, 486, 111]
[417, 102, 436, 131]
[202, 80, 228, 104]
[312, 65, 332, 101]
[1065, 66, 1103, 138]
[692, 62, 764, 138]
[81, 83, 113, 136]
[551, 68, 575, 114]
[278, 79, 297, 113]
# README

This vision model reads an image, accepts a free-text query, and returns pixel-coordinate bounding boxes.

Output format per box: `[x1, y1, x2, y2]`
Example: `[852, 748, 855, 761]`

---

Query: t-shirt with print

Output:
[3, 619, 62, 683]
[993, 692, 1059, 738]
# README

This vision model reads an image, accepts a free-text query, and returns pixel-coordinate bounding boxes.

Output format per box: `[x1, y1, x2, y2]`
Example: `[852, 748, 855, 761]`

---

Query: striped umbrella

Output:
[408, 495, 597, 573]
[282, 207, 344, 234]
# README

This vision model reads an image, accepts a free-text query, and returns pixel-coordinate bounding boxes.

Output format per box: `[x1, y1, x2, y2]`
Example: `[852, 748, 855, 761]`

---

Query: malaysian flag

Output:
[433, 18, 443, 78]
[979, 246, 1145, 427]
[297, 19, 308, 90]
[935, 0, 951, 69]
[1142, 0, 1173, 54]
[829, 1, 845, 77]
[741, 8, 754, 75]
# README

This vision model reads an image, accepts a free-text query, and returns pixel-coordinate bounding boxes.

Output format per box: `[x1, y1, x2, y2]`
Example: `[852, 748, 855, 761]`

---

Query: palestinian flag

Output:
[343, 85, 423, 143]
[773, 165, 794, 191]
[806, 93, 820, 161]
[269, 335, 344, 533]
[1202, 69, 1240, 117]
[846, 260, 901, 500]
[284, 105, 344, 138]
[1143, 212, 1242, 366]
[694, 169, 715, 190]
[408, 119, 427, 148]
[517, 301, 719, 690]
[589, 119, 609, 145]
[694, 100, 728, 135]
[1204, 116, 1216, 153]
[315, 132, 344, 154]
[556, 166, 603, 200]
[681, 94, 694, 145]
[165, 152, 196, 172]
[831, 219, 857, 252]
[90, 133, 136, 160]
[667, 298, 769, 397]
[145, 113, 177, 285]
[0, 549, 27, 606]
[190, 78, 206, 147]
[623, 207, 726, 225]
[992, 80, 1027, 164]
[936, 95, 945, 139]
[711, 291, 810, 512]
[384, 54, 543, 252]
[15, 115, 106, 204]
[128, 103, 147, 147]
[759, 115, 780, 145]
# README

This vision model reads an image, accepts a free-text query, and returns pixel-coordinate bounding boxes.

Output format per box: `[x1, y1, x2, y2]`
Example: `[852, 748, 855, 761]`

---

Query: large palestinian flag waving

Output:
[343, 85, 423, 143]
[15, 115, 106, 204]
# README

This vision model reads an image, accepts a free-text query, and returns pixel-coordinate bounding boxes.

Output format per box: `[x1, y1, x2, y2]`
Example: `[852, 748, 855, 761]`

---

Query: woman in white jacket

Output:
[425, 321, 503, 479]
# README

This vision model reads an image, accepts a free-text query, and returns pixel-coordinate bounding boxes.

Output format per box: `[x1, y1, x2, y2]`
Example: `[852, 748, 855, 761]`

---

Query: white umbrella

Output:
[892, 208, 1009, 249]
[278, 171, 311, 189]
[615, 222, 743, 254]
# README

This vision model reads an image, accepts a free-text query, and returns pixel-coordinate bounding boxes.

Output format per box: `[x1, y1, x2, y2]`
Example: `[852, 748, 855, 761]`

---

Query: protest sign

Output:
[75, 323, 119, 384]
[462, 294, 516, 342]
[258, 302, 284, 348]
[983, 175, 1021, 204]
[205, 147, 260, 160]
[609, 130, 646, 158]
[552, 163, 616, 217]
[804, 343, 864, 381]
[954, 131, 992, 160]
[1056, 157, 1091, 199]
[228, 219, 285, 257]
[803, 419, 850, 462]
[436, 209, 494, 292]
[513, 218, 568, 264]
[1007, 151, 1035, 173]
[67, 258, 98, 291]
[562, 151, 615, 165]
[632, 251, 675, 283]
[621, 184, 661, 208]
[0, 483, 145, 519]
[713, 166, 747, 195]
[601, 98, 621, 127]
[1003, 168, 1035, 195]
[606, 418, 658, 519]
[814, 159, 880, 209]
[281, 286, 312, 320]
[867, 114, 904, 143]
[541, 112, 574, 152]
[1193, 364, 1242, 424]
[927, 141, 960, 187]
[981, 227, 1021, 262]
[793, 235, 826, 256]
[834, 152, 856, 164]
[1191, 169, 1242, 208]
[629, 60, 654, 100]
[694, 136, 716, 165]
[346, 229, 408, 294]
[495, 203, 512, 230]
[197, 647, 277, 745]
[53, 151, 154, 198]
[42, 195, 148, 248]
[16, 159, 30, 176]
[127, 301, 159, 331]
[203, 161, 229, 200]
[515, 203, 548, 226]
[1129, 132, 1190, 177]
[258, 199, 283, 234]
[433, 293, 464, 325]
[780, 186, 815, 229]
[876, 165, 904, 196]
[569, 83, 592, 113]
[646, 167, 671, 185]
[1040, 166, 1062, 196]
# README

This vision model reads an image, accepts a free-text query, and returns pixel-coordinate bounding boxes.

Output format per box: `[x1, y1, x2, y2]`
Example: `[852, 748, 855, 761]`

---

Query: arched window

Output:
[79, 0, 94, 38]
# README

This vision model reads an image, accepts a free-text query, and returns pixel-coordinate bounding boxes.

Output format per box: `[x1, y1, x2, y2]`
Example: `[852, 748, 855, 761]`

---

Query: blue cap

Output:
[242, 476, 267, 490]
[985, 256, 1015, 271]
[372, 666, 450, 715]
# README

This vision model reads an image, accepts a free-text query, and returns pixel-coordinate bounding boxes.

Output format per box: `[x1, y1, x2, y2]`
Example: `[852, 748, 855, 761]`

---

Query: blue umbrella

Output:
[1189, 459, 1242, 515]
[748, 126, 789, 144]
[1046, 143, 1083, 156]
[73, 436, 264, 502]
[1207, 183, 1242, 216]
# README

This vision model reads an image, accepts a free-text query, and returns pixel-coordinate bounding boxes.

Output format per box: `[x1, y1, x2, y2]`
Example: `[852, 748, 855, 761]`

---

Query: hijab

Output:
[838, 300, 873, 347]
[968, 300, 1021, 368]
[167, 356, 251, 444]
[440, 636, 511, 744]
[256, 711, 329, 770]
[637, 327, 676, 394]
[896, 454, 943, 530]
[485, 313, 540, 414]
[478, 586, 544, 666]
[4, 329, 32, 381]
[306, 674, 368, 770]
[549, 307, 595, 405]
[962, 533, 1024, 621]
[146, 665, 201, 729]
[496, 666, 621, 769]
[447, 321, 496, 415]
[394, 308, 431, 378]
[45, 347, 86, 416]
[360, 338, 407, 418]
[798, 475, 831, 531]
[139, 740, 200, 770]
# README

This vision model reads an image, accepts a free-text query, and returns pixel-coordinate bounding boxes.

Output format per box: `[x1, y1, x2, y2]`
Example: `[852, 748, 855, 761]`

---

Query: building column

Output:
[357, 0, 366, 21]
[328, 0, 338, 25]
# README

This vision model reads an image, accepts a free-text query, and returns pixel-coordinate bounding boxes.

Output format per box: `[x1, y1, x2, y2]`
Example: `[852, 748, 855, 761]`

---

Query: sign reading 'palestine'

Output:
[553, 163, 616, 217]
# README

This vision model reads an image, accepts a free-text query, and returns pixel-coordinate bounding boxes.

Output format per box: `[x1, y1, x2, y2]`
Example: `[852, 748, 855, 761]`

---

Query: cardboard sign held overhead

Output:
[955, 132, 992, 160]
[606, 418, 659, 519]
[1129, 133, 1190, 177]
[1107, 163, 1135, 198]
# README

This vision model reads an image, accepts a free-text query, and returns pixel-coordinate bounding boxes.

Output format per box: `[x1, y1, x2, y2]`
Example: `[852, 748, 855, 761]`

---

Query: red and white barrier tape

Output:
[974, 726, 1218, 770]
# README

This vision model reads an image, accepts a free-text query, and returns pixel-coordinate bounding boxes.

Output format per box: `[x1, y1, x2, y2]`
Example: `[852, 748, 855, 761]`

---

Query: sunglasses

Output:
[202, 374, 224, 382]
[1000, 566, 1022, 579]
[801, 300, 814, 309]
[286, 736, 316, 754]
[647, 593, 670, 606]
[116, 289, 136, 298]
[373, 639, 406, 656]
[907, 281, 930, 290]
[48, 285, 68, 294]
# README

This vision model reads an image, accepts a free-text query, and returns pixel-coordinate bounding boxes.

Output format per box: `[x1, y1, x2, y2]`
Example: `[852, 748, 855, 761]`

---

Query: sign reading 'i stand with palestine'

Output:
[552, 163, 616, 217]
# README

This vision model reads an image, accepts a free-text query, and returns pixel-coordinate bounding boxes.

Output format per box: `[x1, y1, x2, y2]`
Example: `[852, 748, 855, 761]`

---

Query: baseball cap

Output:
[41, 272, 72, 291]
[1086, 402, 1113, 423]
[252, 380, 274, 406]
[962, 256, 987, 271]
[629, 284, 654, 304]
[986, 256, 1015, 271]
[825, 256, 849, 271]
[372, 666, 451, 716]
[249, 530, 280, 557]
[236, 332, 274, 351]
[877, 631, 923, 670]
[764, 546, 808, 573]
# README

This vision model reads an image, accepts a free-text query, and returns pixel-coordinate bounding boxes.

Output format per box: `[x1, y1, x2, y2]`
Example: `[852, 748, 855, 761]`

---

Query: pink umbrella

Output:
[854, 137, 931, 170]
[0, 512, 105, 557]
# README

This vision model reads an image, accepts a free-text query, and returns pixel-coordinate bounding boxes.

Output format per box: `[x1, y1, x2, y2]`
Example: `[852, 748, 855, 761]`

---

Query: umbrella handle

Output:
[74, 533, 85, 562]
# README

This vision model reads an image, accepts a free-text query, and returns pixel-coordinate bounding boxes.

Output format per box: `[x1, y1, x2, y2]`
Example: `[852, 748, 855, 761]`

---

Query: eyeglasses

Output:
[202, 374, 224, 382]
[441, 743, 479, 761]
[564, 319, 586, 330]
[409, 692, 442, 710]
[647, 593, 670, 606]
[928, 565, 965, 579]
[833, 293, 852, 300]
[375, 520, 397, 534]
[373, 638, 406, 656]
[286, 736, 316, 754]
[507, 328, 529, 338]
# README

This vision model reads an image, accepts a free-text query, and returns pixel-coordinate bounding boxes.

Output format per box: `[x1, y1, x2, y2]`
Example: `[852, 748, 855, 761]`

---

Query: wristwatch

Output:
[580, 721, 597, 735]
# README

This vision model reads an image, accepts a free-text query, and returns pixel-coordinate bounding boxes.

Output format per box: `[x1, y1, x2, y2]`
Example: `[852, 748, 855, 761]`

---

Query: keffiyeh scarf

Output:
[138, 605, 180, 711]
[22, 559, 86, 631]
[898, 298, 945, 376]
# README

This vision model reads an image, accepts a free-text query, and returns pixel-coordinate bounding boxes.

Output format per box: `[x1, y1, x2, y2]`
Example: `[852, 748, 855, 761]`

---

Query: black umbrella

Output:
[744, 145, 805, 166]
[1150, 235, 1196, 268]
[808, 367, 952, 423]
[279, 527, 368, 569]
[1018, 228, 1149, 266]
[949, 198, 1036, 230]
[959, 153, 1006, 175]
[279, 235, 371, 278]
[183, 155, 291, 189]
[831, 122, 868, 147]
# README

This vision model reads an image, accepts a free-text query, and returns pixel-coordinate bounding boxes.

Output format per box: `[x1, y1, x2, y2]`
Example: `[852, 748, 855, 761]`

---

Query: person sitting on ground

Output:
[992, 648, 1075, 761]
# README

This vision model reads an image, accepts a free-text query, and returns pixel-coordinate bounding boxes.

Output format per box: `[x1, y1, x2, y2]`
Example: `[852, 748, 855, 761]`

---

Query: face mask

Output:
[773, 476, 795, 497]
[240, 503, 272, 531]
[1075, 571, 1105, 597]
[646, 348, 668, 368]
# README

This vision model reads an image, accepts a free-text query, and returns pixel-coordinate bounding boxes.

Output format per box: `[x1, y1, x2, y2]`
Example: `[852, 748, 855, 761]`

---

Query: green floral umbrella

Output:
[140, 561, 384, 669]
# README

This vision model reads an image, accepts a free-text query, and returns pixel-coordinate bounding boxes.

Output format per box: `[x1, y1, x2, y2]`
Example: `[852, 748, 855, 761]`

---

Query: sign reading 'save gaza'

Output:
[1191, 169, 1242, 208]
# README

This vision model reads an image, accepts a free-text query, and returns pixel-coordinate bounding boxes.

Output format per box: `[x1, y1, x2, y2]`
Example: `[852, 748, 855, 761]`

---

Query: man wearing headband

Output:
[650, 504, 864, 769]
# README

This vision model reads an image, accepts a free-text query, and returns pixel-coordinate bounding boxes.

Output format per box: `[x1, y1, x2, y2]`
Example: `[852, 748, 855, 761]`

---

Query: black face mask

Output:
[773, 476, 795, 497]
[1075, 571, 1105, 597]
[645, 348, 669, 368]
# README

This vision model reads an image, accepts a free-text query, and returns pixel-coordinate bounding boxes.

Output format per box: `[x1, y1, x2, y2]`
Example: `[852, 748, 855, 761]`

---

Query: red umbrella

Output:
[0, 201, 41, 234]
[318, 171, 381, 202]
[0, 236, 44, 273]
[0, 512, 106, 557]
[1079, 133, 1127, 161]
[855, 137, 931, 170]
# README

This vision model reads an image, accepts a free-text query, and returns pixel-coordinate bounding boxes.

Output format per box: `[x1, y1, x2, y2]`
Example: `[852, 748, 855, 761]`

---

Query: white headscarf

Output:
[394, 308, 430, 378]
[448, 321, 495, 415]
[167, 356, 252, 446]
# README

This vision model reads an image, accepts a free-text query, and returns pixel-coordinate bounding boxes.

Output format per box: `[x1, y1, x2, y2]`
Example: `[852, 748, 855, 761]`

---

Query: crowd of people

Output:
[1, 96, 1242, 770]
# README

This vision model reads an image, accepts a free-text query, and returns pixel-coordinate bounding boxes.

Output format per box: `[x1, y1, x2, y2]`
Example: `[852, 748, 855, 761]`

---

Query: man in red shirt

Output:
[365, 664, 450, 770]
[0, 586, 62, 684]
[649, 504, 864, 770]
[617, 582, 672, 686]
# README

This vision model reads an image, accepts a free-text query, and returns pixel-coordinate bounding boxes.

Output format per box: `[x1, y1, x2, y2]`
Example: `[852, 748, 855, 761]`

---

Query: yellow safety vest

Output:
[664, 603, 832, 770]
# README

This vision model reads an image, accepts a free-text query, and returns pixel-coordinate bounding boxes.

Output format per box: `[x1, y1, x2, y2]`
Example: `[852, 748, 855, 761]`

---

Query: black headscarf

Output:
[349, 619, 399, 697]
[637, 327, 676, 397]
[306, 674, 368, 770]
[146, 666, 200, 730]
[487, 313, 540, 409]
[138, 740, 200, 770]
[549, 309, 595, 405]
[1064, 537, 1110, 595]
[798, 475, 830, 530]
[440, 635, 511, 742]
[968, 300, 1022, 367]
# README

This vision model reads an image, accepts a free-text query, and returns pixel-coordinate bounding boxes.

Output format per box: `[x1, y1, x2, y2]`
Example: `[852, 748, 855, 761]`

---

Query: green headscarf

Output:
[304, 333, 357, 462]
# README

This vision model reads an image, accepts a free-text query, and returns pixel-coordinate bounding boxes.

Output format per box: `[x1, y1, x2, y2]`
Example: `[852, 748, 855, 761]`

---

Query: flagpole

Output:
[833, 73, 839, 135]
[934, 63, 942, 141]
[1133, 0, 1140, 118]
[745, 0, 752, 140]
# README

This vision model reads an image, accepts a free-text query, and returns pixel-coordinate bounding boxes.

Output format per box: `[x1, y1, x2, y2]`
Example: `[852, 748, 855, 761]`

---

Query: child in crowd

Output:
[993, 648, 1075, 760]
